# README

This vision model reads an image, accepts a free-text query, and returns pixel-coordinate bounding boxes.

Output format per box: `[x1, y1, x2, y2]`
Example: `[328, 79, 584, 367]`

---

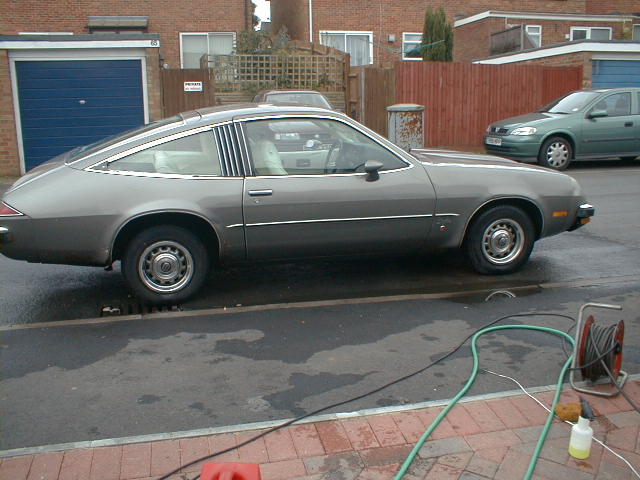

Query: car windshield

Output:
[265, 92, 332, 108]
[67, 115, 183, 162]
[539, 91, 602, 114]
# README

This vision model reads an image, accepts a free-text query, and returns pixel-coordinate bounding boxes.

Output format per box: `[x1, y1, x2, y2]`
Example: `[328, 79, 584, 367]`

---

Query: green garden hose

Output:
[394, 324, 575, 480]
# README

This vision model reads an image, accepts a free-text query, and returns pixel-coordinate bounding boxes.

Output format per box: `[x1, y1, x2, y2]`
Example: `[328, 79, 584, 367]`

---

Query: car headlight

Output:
[510, 126, 537, 136]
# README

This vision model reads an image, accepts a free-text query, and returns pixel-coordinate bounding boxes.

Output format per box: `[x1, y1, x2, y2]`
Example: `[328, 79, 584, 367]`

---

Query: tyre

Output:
[464, 206, 535, 275]
[121, 225, 209, 304]
[538, 136, 572, 170]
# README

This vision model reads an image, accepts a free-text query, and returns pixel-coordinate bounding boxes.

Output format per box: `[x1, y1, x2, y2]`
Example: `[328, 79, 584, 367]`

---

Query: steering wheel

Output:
[324, 140, 342, 174]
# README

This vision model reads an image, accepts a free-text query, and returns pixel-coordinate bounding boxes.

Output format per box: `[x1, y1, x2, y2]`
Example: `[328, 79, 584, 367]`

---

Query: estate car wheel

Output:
[538, 136, 572, 170]
[121, 225, 209, 304]
[464, 206, 535, 275]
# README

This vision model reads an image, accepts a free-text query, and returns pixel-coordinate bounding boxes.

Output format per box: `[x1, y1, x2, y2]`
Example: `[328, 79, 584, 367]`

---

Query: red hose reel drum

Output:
[577, 315, 625, 380]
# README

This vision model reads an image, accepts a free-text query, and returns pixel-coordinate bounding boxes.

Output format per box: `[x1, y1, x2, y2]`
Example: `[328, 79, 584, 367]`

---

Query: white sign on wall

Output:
[184, 81, 203, 92]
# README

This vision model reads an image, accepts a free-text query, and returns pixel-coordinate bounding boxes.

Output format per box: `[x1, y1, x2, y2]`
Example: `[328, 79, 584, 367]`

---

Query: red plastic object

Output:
[200, 463, 262, 480]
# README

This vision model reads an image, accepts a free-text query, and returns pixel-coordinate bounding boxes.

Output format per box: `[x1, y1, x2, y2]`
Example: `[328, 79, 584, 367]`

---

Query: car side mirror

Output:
[588, 109, 608, 119]
[364, 160, 384, 182]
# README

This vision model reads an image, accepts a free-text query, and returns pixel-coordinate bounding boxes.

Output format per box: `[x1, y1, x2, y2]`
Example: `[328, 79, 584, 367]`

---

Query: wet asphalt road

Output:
[1, 161, 639, 450]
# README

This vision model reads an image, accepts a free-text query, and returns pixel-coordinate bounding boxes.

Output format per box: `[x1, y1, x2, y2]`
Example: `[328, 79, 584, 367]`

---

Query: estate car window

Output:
[107, 131, 222, 175]
[588, 93, 631, 118]
[244, 118, 407, 176]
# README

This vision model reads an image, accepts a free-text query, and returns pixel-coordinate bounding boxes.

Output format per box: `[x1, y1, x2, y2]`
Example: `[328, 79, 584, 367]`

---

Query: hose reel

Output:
[569, 303, 627, 397]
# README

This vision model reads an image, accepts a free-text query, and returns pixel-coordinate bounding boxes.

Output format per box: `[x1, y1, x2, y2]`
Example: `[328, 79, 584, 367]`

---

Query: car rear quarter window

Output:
[107, 131, 222, 176]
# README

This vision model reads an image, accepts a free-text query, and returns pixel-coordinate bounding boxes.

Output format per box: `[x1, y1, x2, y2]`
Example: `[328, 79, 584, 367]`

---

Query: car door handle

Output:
[248, 189, 273, 197]
[625, 122, 633, 127]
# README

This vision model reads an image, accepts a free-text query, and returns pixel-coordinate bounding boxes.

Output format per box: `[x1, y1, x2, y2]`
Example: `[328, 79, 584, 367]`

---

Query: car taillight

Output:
[0, 202, 23, 216]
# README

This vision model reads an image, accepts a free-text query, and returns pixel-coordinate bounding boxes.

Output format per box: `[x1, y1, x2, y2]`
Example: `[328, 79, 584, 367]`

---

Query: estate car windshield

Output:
[539, 91, 602, 114]
[265, 93, 332, 109]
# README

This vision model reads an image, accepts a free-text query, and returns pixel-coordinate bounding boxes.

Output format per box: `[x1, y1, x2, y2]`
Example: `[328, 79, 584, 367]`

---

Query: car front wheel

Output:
[538, 136, 572, 170]
[122, 225, 209, 304]
[465, 206, 535, 275]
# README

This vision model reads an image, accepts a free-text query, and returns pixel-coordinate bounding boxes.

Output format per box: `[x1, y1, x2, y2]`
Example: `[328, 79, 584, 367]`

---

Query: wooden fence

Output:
[161, 69, 216, 117]
[348, 67, 395, 137]
[393, 62, 583, 147]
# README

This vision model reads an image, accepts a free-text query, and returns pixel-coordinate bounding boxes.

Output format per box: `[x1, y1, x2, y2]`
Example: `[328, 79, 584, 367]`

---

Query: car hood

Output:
[491, 112, 568, 128]
[411, 148, 557, 173]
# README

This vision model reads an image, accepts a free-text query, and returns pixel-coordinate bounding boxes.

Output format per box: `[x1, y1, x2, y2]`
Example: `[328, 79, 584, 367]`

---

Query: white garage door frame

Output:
[7, 47, 151, 175]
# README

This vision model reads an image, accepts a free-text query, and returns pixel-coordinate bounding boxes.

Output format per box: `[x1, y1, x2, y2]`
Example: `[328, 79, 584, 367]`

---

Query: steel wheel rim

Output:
[481, 218, 525, 265]
[545, 141, 569, 168]
[138, 240, 194, 293]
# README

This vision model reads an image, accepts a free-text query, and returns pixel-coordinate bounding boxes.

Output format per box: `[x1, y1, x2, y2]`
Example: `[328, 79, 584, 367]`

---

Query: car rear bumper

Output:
[568, 203, 595, 231]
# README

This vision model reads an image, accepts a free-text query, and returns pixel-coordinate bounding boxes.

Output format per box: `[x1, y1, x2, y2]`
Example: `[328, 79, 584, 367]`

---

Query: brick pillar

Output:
[0, 49, 21, 177]
[145, 48, 163, 122]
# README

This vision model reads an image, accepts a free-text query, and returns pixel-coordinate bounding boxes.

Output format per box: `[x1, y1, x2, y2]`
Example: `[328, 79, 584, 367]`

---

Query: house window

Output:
[633, 25, 640, 41]
[402, 33, 423, 60]
[180, 33, 235, 69]
[320, 31, 373, 66]
[570, 27, 612, 41]
[525, 25, 542, 48]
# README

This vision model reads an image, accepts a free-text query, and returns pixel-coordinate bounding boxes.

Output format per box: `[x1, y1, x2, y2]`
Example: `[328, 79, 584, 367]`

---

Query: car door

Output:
[580, 91, 637, 156]
[239, 116, 437, 260]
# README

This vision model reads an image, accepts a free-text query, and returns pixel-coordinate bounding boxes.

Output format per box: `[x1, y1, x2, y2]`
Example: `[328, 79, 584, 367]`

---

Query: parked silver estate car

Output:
[0, 105, 594, 303]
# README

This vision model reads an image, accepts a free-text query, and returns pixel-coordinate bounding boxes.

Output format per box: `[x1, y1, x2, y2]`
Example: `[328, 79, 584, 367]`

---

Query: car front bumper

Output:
[568, 203, 595, 231]
[483, 135, 541, 162]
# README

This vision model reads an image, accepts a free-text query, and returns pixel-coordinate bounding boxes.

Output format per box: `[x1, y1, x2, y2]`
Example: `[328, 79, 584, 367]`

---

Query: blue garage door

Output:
[592, 60, 640, 88]
[16, 60, 145, 171]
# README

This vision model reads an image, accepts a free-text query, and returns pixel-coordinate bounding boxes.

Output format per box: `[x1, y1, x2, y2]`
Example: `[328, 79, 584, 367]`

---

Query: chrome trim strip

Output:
[83, 169, 243, 180]
[234, 122, 252, 176]
[245, 214, 435, 227]
[221, 125, 238, 177]
[0, 227, 10, 233]
[226, 224, 244, 229]
[435, 213, 460, 217]
[214, 126, 231, 177]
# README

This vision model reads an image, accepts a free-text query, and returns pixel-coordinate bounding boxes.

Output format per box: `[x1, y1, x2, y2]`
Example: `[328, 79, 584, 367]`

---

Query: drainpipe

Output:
[309, 0, 313, 42]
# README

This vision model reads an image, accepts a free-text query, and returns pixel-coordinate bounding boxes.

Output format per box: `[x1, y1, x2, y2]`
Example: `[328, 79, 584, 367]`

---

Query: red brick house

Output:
[0, 1, 253, 176]
[268, 0, 638, 66]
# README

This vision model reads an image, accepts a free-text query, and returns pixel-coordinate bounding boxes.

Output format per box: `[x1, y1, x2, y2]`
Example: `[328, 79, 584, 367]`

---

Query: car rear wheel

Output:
[121, 225, 209, 304]
[538, 136, 572, 170]
[465, 206, 535, 275]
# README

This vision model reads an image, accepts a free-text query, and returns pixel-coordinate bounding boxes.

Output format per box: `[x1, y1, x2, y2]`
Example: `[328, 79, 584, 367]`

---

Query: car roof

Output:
[258, 90, 327, 95]
[186, 103, 338, 126]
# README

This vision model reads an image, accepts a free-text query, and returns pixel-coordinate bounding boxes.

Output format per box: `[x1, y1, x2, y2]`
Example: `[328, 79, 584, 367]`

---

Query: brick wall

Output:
[1, 0, 252, 68]
[271, 0, 589, 66]
[0, 51, 20, 177]
[517, 52, 594, 88]
[455, 18, 627, 62]
[586, 0, 640, 14]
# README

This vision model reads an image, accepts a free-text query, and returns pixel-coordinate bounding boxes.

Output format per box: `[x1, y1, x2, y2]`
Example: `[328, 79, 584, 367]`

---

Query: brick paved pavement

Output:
[1, 381, 638, 480]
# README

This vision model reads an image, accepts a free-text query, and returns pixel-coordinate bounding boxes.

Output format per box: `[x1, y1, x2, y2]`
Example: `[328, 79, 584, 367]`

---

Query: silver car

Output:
[0, 105, 594, 303]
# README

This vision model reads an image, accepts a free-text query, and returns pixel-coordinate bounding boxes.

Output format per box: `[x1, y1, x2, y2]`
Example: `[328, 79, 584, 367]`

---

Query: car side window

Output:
[244, 118, 407, 176]
[108, 131, 222, 176]
[589, 93, 631, 118]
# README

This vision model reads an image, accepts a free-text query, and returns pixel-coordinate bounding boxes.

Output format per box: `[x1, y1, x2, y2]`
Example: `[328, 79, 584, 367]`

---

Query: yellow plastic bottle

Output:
[568, 416, 593, 459]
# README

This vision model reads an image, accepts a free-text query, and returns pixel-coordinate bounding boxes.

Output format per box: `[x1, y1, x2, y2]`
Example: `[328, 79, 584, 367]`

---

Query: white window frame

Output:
[179, 32, 236, 69]
[402, 32, 422, 61]
[525, 25, 542, 48]
[319, 30, 374, 65]
[633, 24, 640, 41]
[570, 26, 612, 41]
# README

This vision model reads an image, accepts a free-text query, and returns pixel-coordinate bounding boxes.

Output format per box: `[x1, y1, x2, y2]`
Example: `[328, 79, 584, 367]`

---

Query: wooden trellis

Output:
[200, 54, 346, 93]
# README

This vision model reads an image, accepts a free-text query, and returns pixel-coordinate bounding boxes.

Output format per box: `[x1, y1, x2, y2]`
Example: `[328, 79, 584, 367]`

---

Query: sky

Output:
[253, 0, 270, 22]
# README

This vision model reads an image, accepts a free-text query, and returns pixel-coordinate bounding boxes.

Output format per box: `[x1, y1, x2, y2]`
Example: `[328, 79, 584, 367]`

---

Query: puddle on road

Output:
[447, 285, 544, 304]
